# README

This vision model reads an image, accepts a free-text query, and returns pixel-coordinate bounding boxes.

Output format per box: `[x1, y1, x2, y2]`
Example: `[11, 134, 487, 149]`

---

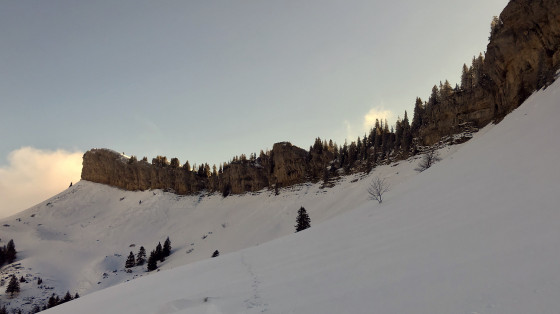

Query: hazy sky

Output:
[0, 0, 508, 216]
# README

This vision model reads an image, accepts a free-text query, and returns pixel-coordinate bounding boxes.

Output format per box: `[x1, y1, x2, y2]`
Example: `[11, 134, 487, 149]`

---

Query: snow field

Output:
[7, 82, 560, 314]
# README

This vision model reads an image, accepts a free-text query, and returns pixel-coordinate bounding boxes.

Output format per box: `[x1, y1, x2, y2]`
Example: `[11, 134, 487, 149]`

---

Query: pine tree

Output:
[136, 246, 146, 266]
[402, 111, 412, 154]
[147, 250, 158, 271]
[47, 294, 58, 308]
[295, 206, 311, 232]
[5, 239, 16, 264]
[411, 97, 424, 134]
[6, 275, 20, 296]
[162, 237, 171, 257]
[170, 157, 180, 168]
[460, 63, 472, 91]
[125, 251, 136, 268]
[62, 291, 73, 303]
[155, 242, 164, 262]
[212, 250, 220, 258]
[75, 292, 80, 299]
[0, 246, 5, 266]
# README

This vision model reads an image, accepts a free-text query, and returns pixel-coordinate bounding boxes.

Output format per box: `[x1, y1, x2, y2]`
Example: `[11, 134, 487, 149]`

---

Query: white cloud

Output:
[363, 107, 394, 132]
[0, 147, 83, 218]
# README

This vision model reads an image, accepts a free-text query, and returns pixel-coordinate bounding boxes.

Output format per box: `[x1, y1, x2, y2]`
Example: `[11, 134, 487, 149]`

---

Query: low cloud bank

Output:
[0, 147, 83, 218]
[363, 107, 394, 132]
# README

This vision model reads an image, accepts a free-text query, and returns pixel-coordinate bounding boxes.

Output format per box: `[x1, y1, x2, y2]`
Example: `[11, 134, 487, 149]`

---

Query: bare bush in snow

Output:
[367, 177, 390, 204]
[415, 147, 441, 172]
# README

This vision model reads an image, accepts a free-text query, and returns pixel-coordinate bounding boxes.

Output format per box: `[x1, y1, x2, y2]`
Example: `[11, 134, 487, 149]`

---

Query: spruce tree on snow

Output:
[5, 275, 20, 296]
[62, 291, 73, 303]
[0, 247, 5, 266]
[155, 242, 164, 262]
[125, 251, 136, 268]
[47, 294, 58, 308]
[136, 246, 146, 266]
[162, 237, 171, 257]
[147, 250, 158, 271]
[295, 207, 311, 232]
[212, 250, 220, 258]
[5, 239, 16, 264]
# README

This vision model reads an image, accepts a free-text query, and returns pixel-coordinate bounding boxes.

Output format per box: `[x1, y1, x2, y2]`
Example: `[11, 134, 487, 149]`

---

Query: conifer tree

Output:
[0, 246, 5, 266]
[402, 111, 412, 153]
[212, 250, 220, 258]
[170, 157, 180, 168]
[62, 291, 73, 303]
[162, 237, 171, 257]
[411, 97, 425, 134]
[460, 64, 471, 90]
[295, 206, 311, 232]
[6, 239, 16, 264]
[395, 118, 403, 150]
[47, 294, 58, 308]
[147, 250, 158, 271]
[136, 246, 146, 266]
[155, 242, 164, 262]
[6, 275, 20, 296]
[125, 251, 136, 268]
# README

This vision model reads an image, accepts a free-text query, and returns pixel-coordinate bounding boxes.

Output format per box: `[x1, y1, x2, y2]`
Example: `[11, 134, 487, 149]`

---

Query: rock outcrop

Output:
[485, 0, 560, 117]
[81, 143, 321, 195]
[82, 0, 560, 195]
[417, 0, 560, 145]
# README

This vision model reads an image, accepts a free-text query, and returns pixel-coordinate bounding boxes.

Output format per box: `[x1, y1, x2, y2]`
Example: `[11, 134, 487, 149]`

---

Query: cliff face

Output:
[418, 0, 560, 145]
[81, 143, 320, 195]
[82, 0, 560, 194]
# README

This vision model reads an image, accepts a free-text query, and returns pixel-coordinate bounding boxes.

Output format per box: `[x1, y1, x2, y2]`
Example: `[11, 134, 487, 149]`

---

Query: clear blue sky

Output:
[1, 0, 508, 168]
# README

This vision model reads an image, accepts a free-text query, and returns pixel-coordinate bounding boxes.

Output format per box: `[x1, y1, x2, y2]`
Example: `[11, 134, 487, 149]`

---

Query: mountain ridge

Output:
[80, 0, 560, 196]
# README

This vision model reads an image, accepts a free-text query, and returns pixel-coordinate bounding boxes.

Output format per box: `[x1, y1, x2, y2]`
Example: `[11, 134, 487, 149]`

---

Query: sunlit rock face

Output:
[81, 142, 319, 195]
[82, 0, 560, 192]
[418, 0, 560, 145]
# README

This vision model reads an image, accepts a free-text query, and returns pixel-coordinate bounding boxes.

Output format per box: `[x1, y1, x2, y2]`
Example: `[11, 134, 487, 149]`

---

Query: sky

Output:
[0, 0, 509, 217]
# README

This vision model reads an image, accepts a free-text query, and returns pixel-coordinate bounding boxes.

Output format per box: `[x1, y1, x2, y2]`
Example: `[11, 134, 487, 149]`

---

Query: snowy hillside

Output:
[36, 79, 560, 312]
[0, 127, 466, 311]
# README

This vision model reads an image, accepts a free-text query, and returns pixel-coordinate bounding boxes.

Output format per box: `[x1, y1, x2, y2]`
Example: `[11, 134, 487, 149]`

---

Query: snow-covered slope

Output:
[39, 80, 560, 313]
[0, 125, 467, 311]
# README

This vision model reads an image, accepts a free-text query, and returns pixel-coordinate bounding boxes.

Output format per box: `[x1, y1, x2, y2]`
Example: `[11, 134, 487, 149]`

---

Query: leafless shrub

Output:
[367, 177, 390, 204]
[415, 147, 441, 172]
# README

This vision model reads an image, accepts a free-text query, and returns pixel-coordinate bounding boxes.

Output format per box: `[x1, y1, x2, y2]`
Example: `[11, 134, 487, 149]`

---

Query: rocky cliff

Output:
[418, 0, 560, 145]
[81, 142, 321, 195]
[81, 0, 560, 194]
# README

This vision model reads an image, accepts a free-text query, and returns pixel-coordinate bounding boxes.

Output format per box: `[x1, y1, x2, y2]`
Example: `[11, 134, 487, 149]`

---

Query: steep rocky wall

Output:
[82, 0, 560, 194]
[81, 143, 319, 195]
[486, 0, 560, 117]
[418, 0, 560, 145]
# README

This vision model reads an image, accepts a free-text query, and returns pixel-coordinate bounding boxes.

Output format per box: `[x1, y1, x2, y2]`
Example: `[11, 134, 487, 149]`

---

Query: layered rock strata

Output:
[418, 0, 560, 144]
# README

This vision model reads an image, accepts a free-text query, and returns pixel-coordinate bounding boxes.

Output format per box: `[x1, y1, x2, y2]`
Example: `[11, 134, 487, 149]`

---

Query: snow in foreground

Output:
[43, 80, 560, 313]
